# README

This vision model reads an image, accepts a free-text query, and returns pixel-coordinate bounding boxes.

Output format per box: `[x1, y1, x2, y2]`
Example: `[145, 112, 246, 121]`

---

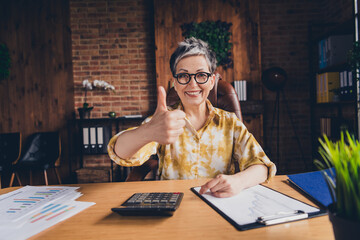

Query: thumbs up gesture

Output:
[146, 86, 186, 144]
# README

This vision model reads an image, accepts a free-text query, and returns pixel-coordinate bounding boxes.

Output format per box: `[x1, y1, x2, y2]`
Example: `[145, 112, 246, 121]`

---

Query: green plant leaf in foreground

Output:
[315, 131, 360, 221]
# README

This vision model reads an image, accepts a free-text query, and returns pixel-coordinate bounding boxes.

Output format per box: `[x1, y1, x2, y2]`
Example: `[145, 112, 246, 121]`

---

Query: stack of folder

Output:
[316, 72, 340, 103]
[82, 125, 111, 154]
[288, 169, 334, 208]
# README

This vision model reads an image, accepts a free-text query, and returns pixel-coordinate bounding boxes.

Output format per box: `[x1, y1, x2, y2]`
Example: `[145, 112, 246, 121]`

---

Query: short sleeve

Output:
[232, 118, 276, 181]
[107, 118, 159, 167]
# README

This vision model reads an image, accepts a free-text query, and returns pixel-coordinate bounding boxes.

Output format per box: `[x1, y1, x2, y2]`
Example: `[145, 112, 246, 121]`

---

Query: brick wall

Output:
[70, 0, 156, 120]
[70, 0, 156, 168]
[323, 0, 354, 22]
[259, 0, 353, 173]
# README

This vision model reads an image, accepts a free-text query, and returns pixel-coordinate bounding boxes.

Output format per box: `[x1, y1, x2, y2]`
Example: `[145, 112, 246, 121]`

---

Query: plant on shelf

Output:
[181, 20, 233, 69]
[78, 79, 115, 119]
[0, 43, 11, 81]
[81, 79, 94, 111]
[314, 131, 360, 239]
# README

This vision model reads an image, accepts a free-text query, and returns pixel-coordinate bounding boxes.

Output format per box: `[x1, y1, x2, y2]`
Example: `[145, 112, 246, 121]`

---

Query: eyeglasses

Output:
[173, 72, 212, 85]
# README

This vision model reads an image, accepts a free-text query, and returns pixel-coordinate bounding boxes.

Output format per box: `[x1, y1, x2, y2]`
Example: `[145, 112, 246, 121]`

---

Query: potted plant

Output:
[78, 79, 115, 119]
[315, 131, 360, 240]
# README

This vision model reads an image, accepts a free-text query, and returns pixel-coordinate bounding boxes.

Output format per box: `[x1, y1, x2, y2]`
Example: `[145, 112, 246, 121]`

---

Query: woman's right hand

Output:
[145, 86, 186, 144]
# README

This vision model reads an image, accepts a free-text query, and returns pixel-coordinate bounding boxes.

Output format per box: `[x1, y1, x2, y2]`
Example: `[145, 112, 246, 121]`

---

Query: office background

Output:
[0, 0, 355, 184]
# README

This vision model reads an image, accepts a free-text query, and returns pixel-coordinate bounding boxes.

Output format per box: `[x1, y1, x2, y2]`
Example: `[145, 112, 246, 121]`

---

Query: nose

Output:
[188, 75, 198, 86]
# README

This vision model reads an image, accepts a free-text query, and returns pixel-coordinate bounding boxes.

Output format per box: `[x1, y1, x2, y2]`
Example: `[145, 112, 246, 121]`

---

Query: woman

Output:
[108, 37, 276, 197]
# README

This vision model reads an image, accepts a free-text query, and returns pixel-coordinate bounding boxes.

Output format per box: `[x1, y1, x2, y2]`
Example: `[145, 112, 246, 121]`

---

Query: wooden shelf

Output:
[315, 100, 356, 106]
[317, 63, 350, 73]
[309, 18, 358, 161]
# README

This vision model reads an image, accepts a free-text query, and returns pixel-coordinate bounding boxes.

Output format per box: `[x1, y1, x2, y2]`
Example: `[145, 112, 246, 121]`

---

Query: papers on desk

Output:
[0, 186, 95, 240]
[192, 185, 326, 231]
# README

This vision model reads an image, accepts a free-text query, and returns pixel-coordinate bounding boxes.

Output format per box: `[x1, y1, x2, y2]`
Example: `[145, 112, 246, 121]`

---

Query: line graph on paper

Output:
[193, 185, 319, 226]
[0, 186, 79, 223]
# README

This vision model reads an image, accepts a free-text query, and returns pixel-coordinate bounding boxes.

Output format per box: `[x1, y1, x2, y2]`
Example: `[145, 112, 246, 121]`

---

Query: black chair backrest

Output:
[0, 132, 21, 168]
[18, 132, 60, 166]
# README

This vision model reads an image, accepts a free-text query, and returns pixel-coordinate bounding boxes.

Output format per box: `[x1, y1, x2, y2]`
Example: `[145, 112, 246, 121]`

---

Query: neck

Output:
[183, 102, 209, 130]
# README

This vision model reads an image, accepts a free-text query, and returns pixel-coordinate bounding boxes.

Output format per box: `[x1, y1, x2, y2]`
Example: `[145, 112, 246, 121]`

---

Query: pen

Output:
[257, 210, 308, 225]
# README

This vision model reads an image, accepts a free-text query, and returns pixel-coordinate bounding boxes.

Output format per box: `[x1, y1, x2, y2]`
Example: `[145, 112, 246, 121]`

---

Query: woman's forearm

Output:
[114, 123, 152, 159]
[232, 164, 268, 191]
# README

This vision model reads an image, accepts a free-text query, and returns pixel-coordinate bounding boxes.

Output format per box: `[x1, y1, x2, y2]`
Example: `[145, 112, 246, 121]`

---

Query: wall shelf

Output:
[308, 18, 358, 161]
[69, 116, 145, 182]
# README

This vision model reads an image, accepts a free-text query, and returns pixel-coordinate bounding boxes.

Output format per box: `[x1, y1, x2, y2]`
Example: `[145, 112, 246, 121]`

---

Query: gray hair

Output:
[169, 37, 217, 76]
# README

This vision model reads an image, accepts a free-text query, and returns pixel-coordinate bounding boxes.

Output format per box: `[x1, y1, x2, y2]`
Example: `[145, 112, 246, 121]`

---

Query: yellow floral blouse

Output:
[108, 100, 276, 181]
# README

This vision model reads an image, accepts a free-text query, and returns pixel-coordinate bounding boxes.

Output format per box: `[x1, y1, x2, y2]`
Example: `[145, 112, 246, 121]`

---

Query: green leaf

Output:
[181, 21, 233, 68]
[315, 131, 360, 221]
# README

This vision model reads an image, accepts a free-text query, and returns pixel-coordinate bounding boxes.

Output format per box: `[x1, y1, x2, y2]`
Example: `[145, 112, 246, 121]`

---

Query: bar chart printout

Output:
[0, 185, 81, 223]
[0, 186, 95, 240]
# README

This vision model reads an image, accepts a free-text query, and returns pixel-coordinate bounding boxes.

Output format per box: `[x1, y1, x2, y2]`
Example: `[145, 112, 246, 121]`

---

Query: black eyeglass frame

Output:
[173, 72, 212, 85]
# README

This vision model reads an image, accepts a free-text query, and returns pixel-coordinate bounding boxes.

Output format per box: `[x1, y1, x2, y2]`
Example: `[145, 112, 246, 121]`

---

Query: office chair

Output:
[10, 131, 62, 186]
[125, 73, 242, 181]
[0, 132, 22, 188]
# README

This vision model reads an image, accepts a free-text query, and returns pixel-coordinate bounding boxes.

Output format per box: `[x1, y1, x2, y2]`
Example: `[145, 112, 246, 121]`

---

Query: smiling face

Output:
[173, 55, 215, 112]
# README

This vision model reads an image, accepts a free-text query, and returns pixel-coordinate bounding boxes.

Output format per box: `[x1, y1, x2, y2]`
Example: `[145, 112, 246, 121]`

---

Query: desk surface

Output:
[0, 176, 334, 240]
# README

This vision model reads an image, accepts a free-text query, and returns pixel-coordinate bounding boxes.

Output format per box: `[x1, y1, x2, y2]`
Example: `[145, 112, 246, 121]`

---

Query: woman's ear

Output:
[209, 74, 216, 90]
[172, 78, 177, 91]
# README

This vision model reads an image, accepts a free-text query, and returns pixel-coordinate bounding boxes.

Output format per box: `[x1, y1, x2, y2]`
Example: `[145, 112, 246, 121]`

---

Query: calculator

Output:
[111, 192, 184, 216]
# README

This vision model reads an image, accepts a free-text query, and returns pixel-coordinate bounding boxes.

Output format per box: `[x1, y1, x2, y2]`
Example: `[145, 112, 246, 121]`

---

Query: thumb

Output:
[155, 86, 168, 113]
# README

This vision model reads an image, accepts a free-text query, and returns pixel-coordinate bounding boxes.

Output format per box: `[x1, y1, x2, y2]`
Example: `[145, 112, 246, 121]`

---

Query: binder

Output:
[82, 127, 90, 154]
[327, 34, 353, 67]
[323, 72, 339, 102]
[191, 184, 325, 231]
[319, 39, 325, 69]
[96, 127, 104, 153]
[348, 71, 355, 99]
[316, 74, 321, 103]
[233, 80, 247, 101]
[233, 81, 240, 100]
[89, 127, 97, 154]
[343, 70, 348, 96]
[319, 73, 324, 103]
[288, 169, 334, 208]
[81, 123, 111, 155]
[241, 80, 246, 101]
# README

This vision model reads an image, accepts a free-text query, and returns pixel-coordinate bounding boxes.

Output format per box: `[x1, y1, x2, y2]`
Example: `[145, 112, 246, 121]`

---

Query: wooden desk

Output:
[0, 176, 334, 240]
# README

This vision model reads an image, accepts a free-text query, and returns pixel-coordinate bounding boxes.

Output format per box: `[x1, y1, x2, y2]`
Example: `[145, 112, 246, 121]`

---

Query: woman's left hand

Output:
[199, 174, 242, 198]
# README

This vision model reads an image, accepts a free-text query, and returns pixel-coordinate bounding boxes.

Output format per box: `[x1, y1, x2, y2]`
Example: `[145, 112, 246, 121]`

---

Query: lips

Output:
[185, 90, 202, 96]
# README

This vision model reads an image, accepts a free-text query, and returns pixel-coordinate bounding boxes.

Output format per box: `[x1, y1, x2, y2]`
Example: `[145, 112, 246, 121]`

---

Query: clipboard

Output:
[191, 184, 326, 231]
